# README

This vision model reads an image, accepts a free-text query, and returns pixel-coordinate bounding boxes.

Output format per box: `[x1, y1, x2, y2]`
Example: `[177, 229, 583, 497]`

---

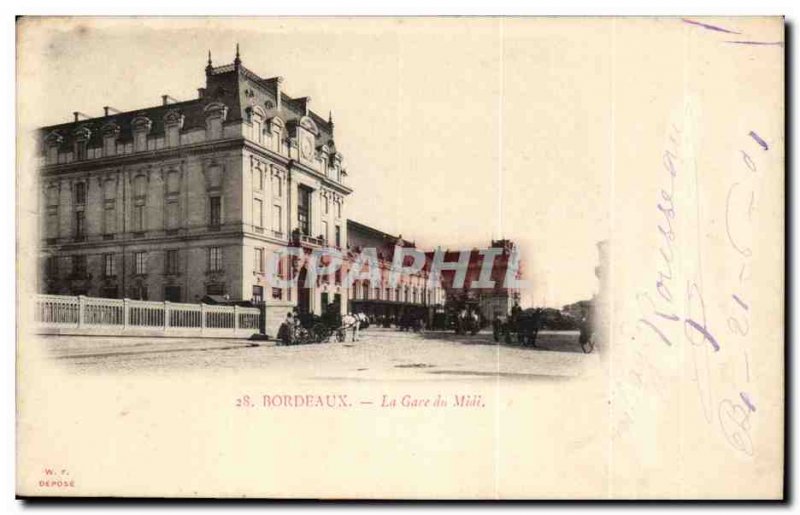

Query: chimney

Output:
[162, 95, 178, 106]
[298, 97, 311, 116]
[73, 111, 90, 122]
[198, 88, 206, 99]
[275, 77, 283, 111]
[103, 106, 121, 117]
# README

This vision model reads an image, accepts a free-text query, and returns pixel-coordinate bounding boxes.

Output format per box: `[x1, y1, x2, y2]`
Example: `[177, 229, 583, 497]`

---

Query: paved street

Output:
[37, 328, 599, 381]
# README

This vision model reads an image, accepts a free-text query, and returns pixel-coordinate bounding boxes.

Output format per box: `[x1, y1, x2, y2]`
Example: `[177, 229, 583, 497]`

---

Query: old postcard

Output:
[15, 16, 784, 499]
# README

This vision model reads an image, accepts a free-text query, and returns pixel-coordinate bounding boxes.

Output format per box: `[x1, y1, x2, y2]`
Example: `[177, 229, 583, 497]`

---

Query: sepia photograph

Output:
[14, 16, 784, 499]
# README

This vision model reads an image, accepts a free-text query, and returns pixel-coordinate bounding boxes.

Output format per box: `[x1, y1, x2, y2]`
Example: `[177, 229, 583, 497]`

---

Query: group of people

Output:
[277, 305, 367, 345]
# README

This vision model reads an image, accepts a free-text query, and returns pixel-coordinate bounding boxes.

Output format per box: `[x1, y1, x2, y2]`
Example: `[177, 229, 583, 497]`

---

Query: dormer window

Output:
[266, 116, 285, 153]
[163, 110, 184, 148]
[72, 126, 91, 161]
[246, 106, 266, 146]
[253, 117, 263, 145]
[101, 122, 119, 157]
[75, 141, 87, 160]
[131, 115, 152, 152]
[43, 131, 63, 165]
[203, 102, 228, 141]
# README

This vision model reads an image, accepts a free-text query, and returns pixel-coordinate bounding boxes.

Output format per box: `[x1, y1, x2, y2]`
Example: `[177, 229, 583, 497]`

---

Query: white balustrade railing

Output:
[34, 294, 262, 336]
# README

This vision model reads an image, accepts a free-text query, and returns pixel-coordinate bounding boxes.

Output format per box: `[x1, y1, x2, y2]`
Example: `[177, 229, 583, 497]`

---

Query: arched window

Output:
[248, 106, 266, 145]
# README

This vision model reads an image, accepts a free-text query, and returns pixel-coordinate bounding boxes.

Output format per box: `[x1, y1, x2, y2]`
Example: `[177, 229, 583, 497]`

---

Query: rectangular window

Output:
[133, 205, 145, 232]
[46, 256, 59, 278]
[272, 176, 282, 197]
[253, 120, 263, 144]
[209, 196, 221, 227]
[207, 118, 222, 140]
[336, 202, 342, 218]
[166, 126, 179, 148]
[254, 169, 263, 191]
[208, 247, 222, 271]
[72, 255, 87, 277]
[75, 141, 87, 161]
[104, 206, 115, 234]
[272, 204, 282, 233]
[322, 220, 328, 243]
[254, 248, 264, 273]
[165, 250, 179, 275]
[335, 225, 341, 248]
[103, 137, 115, 157]
[103, 254, 115, 277]
[47, 187, 59, 207]
[252, 285, 264, 303]
[166, 201, 179, 230]
[253, 198, 263, 228]
[134, 251, 147, 275]
[101, 286, 118, 299]
[134, 132, 147, 152]
[74, 183, 86, 205]
[74, 211, 85, 240]
[297, 186, 311, 236]
[47, 212, 58, 239]
[272, 287, 282, 300]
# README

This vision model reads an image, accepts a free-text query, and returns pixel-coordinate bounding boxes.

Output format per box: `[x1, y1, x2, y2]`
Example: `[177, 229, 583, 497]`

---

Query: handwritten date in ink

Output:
[635, 122, 767, 457]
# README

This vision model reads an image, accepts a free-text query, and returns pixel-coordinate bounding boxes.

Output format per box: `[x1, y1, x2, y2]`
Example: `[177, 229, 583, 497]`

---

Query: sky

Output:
[18, 17, 611, 307]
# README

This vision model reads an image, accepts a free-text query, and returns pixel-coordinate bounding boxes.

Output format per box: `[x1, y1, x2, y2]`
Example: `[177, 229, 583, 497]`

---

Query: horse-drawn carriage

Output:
[277, 310, 367, 345]
[398, 309, 425, 332]
[493, 308, 542, 345]
[277, 312, 346, 345]
[493, 306, 596, 353]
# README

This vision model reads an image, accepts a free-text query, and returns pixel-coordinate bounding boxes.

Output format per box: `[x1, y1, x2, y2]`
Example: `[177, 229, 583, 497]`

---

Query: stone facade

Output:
[36, 50, 352, 316]
[346, 220, 446, 322]
[429, 239, 522, 322]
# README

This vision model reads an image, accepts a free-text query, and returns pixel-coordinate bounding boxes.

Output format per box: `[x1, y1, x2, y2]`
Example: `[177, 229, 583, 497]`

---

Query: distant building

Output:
[346, 220, 445, 322]
[36, 48, 352, 316]
[427, 239, 522, 322]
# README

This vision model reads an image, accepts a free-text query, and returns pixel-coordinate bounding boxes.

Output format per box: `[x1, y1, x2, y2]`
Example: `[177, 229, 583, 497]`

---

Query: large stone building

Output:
[36, 49, 352, 315]
[346, 220, 445, 322]
[428, 239, 522, 322]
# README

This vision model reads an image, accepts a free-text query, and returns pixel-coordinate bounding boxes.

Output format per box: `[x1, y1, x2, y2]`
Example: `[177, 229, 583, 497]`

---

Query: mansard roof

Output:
[39, 56, 336, 153]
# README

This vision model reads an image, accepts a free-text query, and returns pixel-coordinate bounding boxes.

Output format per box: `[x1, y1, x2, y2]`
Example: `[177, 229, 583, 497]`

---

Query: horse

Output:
[455, 308, 479, 335]
[340, 313, 362, 342]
